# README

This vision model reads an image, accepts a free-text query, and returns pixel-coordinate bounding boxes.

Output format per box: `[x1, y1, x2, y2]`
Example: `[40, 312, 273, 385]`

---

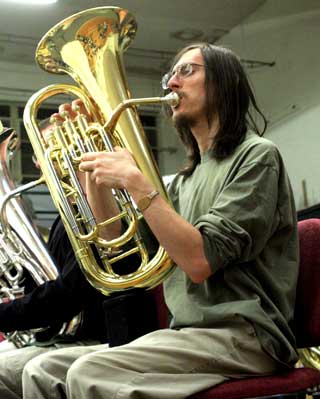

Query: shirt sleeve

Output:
[0, 218, 97, 332]
[0, 257, 97, 332]
[195, 149, 281, 273]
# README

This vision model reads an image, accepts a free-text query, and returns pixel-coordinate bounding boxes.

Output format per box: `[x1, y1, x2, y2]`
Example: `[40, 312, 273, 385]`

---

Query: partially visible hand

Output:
[50, 98, 92, 124]
[79, 147, 141, 190]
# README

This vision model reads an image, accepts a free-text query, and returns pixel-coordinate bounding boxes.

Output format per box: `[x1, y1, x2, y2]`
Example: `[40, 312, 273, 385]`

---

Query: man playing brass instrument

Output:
[22, 44, 299, 399]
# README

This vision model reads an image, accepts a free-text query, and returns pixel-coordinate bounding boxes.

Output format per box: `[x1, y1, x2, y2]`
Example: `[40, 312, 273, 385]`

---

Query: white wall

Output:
[0, 60, 68, 102]
[220, 0, 320, 210]
[268, 105, 320, 210]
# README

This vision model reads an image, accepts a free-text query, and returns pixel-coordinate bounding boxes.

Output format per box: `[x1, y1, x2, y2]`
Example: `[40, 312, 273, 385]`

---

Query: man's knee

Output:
[66, 355, 93, 397]
[22, 353, 42, 383]
[67, 356, 85, 384]
[22, 349, 55, 384]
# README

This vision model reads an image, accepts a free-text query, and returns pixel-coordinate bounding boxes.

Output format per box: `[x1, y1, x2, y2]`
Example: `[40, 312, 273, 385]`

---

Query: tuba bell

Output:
[22, 7, 179, 296]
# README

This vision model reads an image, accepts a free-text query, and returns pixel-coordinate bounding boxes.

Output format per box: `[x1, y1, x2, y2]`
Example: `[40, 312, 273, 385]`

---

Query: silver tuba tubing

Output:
[0, 125, 60, 347]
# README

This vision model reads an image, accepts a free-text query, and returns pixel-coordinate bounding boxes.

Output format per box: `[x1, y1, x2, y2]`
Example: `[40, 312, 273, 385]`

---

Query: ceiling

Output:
[0, 0, 267, 77]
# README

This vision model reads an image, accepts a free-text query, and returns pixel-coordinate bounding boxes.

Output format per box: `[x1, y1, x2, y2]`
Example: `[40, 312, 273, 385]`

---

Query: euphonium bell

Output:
[23, 7, 179, 295]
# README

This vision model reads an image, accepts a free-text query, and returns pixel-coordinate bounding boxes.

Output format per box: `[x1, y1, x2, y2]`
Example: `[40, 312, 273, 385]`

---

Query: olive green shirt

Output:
[164, 132, 299, 367]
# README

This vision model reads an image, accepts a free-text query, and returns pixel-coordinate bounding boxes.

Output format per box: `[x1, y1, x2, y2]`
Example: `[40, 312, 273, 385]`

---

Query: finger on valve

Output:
[71, 99, 92, 122]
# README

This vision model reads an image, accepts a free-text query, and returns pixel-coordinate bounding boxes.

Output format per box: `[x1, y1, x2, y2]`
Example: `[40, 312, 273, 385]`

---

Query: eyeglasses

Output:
[161, 62, 205, 90]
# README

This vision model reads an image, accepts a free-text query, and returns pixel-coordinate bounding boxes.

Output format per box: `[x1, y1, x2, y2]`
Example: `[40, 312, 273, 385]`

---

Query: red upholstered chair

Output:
[154, 218, 320, 399]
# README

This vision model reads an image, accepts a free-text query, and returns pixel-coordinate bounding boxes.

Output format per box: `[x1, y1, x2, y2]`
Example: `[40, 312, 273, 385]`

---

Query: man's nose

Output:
[167, 72, 180, 90]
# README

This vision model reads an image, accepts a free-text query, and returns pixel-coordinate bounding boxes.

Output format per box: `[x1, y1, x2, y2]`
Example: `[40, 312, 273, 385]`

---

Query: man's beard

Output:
[172, 113, 196, 131]
[172, 113, 197, 148]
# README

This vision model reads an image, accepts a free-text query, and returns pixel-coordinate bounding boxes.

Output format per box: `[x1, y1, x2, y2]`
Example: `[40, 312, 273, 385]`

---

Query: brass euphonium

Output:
[23, 6, 179, 296]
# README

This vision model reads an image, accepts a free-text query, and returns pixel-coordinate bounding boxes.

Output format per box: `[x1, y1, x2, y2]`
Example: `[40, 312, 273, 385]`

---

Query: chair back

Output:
[153, 285, 168, 329]
[295, 218, 320, 347]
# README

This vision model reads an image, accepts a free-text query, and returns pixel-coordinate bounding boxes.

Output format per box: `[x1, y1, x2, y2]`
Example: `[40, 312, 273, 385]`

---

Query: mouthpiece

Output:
[163, 92, 180, 107]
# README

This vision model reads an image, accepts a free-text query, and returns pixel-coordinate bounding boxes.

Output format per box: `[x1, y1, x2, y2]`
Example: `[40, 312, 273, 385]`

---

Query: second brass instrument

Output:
[23, 7, 179, 296]
[0, 124, 76, 347]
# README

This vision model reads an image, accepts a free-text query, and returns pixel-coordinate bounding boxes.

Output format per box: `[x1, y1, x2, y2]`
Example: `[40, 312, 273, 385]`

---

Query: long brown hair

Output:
[164, 43, 267, 177]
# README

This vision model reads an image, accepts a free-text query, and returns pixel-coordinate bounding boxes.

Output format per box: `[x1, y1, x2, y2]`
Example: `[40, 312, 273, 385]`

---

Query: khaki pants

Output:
[0, 339, 99, 399]
[22, 319, 280, 399]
